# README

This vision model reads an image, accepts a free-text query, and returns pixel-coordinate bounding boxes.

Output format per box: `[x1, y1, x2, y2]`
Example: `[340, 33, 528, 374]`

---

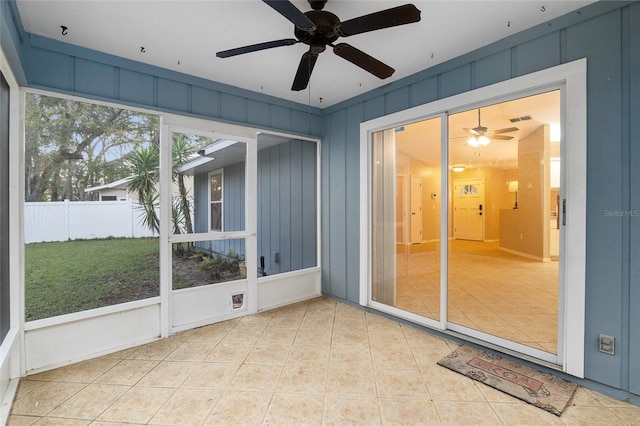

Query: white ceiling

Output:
[16, 0, 595, 108]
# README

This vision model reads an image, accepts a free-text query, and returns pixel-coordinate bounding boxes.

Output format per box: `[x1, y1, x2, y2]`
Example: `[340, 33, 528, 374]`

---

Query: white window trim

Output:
[359, 59, 587, 377]
[208, 169, 224, 232]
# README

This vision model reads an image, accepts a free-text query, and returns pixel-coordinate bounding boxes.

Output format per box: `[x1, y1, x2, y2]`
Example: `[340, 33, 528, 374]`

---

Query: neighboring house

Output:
[84, 176, 135, 201]
[84, 174, 194, 204]
[2, 1, 640, 419]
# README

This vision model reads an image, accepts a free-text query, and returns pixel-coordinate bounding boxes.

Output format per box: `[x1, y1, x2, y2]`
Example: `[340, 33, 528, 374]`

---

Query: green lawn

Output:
[25, 238, 160, 321]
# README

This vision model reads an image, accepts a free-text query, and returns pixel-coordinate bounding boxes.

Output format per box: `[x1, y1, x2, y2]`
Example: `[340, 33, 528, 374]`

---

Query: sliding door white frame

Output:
[359, 59, 586, 377]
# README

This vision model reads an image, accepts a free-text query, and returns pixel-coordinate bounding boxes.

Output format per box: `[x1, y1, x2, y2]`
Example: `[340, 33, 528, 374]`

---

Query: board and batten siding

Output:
[257, 139, 317, 276]
[21, 35, 322, 138]
[320, 1, 640, 399]
[192, 140, 317, 276]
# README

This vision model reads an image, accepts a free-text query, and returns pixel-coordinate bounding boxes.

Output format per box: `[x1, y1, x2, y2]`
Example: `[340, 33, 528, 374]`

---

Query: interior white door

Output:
[410, 175, 422, 244]
[453, 178, 484, 241]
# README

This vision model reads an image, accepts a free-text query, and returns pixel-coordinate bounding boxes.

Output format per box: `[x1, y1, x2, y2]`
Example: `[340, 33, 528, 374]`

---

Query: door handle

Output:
[479, 204, 483, 216]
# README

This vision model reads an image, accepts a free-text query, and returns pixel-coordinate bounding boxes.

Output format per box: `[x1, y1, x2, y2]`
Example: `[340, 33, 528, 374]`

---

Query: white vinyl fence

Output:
[25, 200, 157, 243]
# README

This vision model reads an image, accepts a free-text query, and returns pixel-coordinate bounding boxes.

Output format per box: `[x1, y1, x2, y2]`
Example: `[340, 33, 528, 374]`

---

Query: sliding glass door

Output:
[361, 59, 588, 371]
[371, 118, 442, 322]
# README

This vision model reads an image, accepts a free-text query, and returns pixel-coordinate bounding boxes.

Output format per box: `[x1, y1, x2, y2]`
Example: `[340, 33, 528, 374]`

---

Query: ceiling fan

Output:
[216, 0, 421, 91]
[464, 109, 519, 147]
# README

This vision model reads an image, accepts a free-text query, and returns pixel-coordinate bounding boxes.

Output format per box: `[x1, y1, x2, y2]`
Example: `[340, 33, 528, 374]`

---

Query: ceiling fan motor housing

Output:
[294, 10, 341, 52]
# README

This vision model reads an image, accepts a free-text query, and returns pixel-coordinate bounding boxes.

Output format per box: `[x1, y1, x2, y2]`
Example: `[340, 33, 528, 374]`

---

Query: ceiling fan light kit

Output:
[464, 108, 519, 147]
[467, 135, 490, 147]
[216, 0, 421, 91]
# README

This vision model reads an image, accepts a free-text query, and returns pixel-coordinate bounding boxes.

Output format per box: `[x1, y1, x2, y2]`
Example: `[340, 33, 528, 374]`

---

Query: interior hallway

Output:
[8, 297, 639, 425]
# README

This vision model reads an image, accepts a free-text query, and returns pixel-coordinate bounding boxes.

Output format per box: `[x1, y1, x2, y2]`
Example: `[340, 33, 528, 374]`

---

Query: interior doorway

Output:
[453, 178, 485, 241]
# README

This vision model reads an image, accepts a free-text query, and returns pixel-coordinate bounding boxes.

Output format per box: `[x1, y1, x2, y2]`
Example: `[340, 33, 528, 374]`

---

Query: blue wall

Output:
[2, 0, 639, 400]
[321, 1, 640, 398]
[193, 161, 246, 257]
[21, 36, 323, 138]
[191, 139, 317, 276]
[257, 139, 318, 276]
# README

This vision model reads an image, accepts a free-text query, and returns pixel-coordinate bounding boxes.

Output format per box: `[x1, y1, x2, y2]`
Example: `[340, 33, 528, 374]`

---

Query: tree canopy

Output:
[25, 93, 159, 202]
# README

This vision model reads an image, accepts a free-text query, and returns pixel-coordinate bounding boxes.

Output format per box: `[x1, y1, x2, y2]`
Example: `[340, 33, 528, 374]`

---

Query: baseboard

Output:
[499, 246, 546, 262]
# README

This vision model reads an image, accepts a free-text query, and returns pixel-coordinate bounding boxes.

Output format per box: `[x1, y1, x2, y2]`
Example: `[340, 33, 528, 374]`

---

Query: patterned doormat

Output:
[437, 345, 577, 416]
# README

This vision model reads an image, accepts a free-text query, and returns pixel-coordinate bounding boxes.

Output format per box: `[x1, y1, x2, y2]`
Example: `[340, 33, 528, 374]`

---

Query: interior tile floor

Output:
[9, 297, 639, 425]
[396, 240, 559, 353]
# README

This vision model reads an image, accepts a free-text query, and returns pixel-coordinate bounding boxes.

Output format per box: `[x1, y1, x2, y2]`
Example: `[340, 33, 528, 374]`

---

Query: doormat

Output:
[437, 345, 577, 416]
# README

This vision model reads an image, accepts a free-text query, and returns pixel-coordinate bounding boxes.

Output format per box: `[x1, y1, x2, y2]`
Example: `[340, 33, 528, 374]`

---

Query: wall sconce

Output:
[451, 165, 465, 172]
[508, 180, 519, 209]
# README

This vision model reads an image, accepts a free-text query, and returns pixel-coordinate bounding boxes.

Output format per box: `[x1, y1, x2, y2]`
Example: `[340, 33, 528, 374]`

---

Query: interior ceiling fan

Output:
[216, 0, 421, 91]
[464, 109, 519, 147]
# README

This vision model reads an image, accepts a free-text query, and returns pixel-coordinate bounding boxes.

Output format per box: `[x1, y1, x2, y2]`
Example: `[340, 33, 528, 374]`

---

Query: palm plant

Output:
[172, 135, 194, 235]
[127, 146, 160, 233]
[127, 135, 196, 251]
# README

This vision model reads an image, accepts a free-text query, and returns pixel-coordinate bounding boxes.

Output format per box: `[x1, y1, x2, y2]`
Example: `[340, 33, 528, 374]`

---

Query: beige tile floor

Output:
[395, 241, 559, 353]
[8, 297, 640, 425]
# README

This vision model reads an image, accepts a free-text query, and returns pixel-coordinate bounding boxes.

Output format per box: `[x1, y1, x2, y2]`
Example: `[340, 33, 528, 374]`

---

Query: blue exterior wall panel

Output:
[439, 64, 472, 98]
[566, 7, 625, 391]
[256, 140, 317, 275]
[190, 140, 316, 277]
[119, 69, 154, 106]
[475, 50, 512, 88]
[28, 47, 73, 91]
[157, 78, 189, 112]
[191, 86, 220, 118]
[515, 32, 561, 76]
[75, 59, 115, 99]
[629, 2, 640, 396]
[21, 35, 322, 137]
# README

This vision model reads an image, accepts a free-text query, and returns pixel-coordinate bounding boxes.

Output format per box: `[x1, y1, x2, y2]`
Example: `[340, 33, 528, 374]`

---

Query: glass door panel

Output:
[447, 91, 561, 354]
[371, 117, 441, 321]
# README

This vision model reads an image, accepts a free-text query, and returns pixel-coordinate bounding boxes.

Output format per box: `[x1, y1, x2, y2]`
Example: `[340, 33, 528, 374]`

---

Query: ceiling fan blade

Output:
[339, 4, 421, 37]
[292, 51, 319, 91]
[262, 0, 316, 31]
[216, 39, 298, 58]
[333, 43, 394, 79]
[463, 128, 480, 136]
[492, 135, 514, 140]
[492, 127, 520, 134]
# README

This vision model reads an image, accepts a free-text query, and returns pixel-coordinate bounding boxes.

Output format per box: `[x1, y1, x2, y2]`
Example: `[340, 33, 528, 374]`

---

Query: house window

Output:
[101, 195, 117, 201]
[209, 170, 223, 231]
